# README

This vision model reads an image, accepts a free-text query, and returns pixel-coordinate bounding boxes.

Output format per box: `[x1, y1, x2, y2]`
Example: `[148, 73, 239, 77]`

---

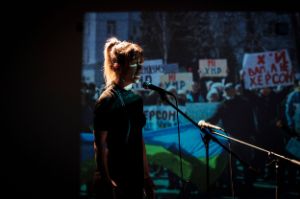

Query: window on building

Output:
[264, 21, 276, 36]
[275, 22, 289, 35]
[264, 21, 289, 36]
[107, 20, 116, 36]
[129, 23, 139, 41]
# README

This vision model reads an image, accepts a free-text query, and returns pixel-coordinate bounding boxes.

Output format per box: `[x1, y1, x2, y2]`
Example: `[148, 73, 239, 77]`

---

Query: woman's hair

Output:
[103, 37, 144, 86]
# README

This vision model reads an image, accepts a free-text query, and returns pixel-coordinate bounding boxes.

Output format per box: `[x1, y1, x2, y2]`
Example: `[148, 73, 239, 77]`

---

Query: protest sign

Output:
[242, 49, 294, 89]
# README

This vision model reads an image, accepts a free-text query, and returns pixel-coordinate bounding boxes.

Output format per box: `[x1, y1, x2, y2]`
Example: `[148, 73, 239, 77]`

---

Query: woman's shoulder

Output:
[95, 87, 116, 109]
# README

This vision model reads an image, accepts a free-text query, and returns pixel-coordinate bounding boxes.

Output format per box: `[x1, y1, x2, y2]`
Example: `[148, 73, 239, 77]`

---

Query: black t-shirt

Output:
[93, 83, 146, 187]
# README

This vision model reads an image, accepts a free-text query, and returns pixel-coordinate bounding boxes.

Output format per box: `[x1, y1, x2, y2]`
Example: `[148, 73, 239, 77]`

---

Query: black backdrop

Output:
[1, 1, 298, 199]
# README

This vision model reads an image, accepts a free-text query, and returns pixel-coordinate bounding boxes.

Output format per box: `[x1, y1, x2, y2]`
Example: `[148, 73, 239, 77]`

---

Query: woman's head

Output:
[103, 37, 144, 87]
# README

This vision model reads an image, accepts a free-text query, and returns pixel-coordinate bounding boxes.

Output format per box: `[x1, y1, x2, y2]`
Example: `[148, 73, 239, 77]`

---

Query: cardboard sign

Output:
[242, 49, 294, 89]
[160, 72, 193, 92]
[199, 59, 228, 77]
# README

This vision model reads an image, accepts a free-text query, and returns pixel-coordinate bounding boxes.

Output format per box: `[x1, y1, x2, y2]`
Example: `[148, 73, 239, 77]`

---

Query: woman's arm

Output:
[94, 130, 117, 187]
[142, 139, 151, 179]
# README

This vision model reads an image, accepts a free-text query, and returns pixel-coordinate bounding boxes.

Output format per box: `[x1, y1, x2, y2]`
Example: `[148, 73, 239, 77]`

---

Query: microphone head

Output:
[142, 81, 150, 89]
[198, 120, 205, 126]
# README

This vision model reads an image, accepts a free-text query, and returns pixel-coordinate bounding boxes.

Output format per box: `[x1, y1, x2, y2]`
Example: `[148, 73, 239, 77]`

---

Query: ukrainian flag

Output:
[80, 123, 229, 192]
[144, 123, 229, 191]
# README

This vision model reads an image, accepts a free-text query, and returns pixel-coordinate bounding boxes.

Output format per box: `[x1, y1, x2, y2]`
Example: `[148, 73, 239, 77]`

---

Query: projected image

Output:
[80, 12, 300, 199]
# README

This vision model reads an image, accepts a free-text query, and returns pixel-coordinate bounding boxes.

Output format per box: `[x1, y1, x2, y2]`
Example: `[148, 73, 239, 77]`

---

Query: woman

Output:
[93, 37, 155, 199]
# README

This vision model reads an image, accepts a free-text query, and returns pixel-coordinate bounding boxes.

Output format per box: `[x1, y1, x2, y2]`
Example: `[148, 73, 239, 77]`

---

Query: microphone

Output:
[142, 81, 175, 96]
[198, 120, 224, 131]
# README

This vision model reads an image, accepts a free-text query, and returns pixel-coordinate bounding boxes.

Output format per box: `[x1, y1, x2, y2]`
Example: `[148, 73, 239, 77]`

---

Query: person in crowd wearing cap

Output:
[285, 79, 300, 136]
[186, 81, 206, 103]
[281, 79, 300, 191]
[177, 89, 188, 105]
[206, 88, 220, 102]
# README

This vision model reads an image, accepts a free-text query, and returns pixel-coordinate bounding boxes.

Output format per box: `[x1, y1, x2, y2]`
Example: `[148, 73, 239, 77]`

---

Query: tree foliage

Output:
[140, 11, 299, 82]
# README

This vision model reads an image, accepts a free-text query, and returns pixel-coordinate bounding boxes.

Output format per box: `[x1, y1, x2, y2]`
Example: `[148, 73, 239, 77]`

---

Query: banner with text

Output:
[132, 60, 179, 90]
[199, 59, 228, 77]
[143, 105, 186, 131]
[242, 49, 294, 89]
[143, 103, 219, 132]
[160, 72, 193, 92]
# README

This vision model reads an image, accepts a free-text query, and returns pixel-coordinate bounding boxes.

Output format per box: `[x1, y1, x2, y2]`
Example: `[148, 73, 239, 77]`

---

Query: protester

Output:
[206, 82, 258, 197]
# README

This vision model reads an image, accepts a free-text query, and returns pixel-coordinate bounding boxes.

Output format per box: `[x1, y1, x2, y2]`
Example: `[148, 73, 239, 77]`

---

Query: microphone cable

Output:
[169, 94, 184, 185]
[142, 82, 185, 183]
[224, 130, 235, 198]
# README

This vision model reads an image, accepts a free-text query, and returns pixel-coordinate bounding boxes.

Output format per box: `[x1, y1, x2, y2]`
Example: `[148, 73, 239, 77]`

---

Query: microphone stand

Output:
[157, 92, 300, 199]
[207, 129, 300, 199]
[206, 129, 300, 166]
[203, 128, 211, 199]
[158, 93, 257, 199]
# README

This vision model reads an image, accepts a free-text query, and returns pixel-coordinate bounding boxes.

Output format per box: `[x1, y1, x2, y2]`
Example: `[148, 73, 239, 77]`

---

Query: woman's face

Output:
[123, 56, 143, 84]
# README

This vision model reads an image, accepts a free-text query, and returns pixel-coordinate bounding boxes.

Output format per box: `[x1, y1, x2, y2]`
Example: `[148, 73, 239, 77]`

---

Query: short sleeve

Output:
[93, 95, 114, 132]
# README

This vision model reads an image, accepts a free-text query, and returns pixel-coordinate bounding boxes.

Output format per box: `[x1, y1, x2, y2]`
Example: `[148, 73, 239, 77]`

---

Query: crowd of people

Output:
[81, 75, 300, 193]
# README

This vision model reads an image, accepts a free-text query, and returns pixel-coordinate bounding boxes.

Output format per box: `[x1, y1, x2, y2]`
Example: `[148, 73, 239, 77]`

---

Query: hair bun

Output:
[106, 37, 121, 47]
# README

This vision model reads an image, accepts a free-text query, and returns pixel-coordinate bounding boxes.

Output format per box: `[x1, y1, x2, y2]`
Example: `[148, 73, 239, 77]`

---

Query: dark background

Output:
[1, 1, 298, 198]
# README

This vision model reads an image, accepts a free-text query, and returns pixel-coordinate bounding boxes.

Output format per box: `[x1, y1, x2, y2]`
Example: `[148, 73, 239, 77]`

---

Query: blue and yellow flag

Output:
[80, 123, 229, 192]
[144, 123, 229, 191]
